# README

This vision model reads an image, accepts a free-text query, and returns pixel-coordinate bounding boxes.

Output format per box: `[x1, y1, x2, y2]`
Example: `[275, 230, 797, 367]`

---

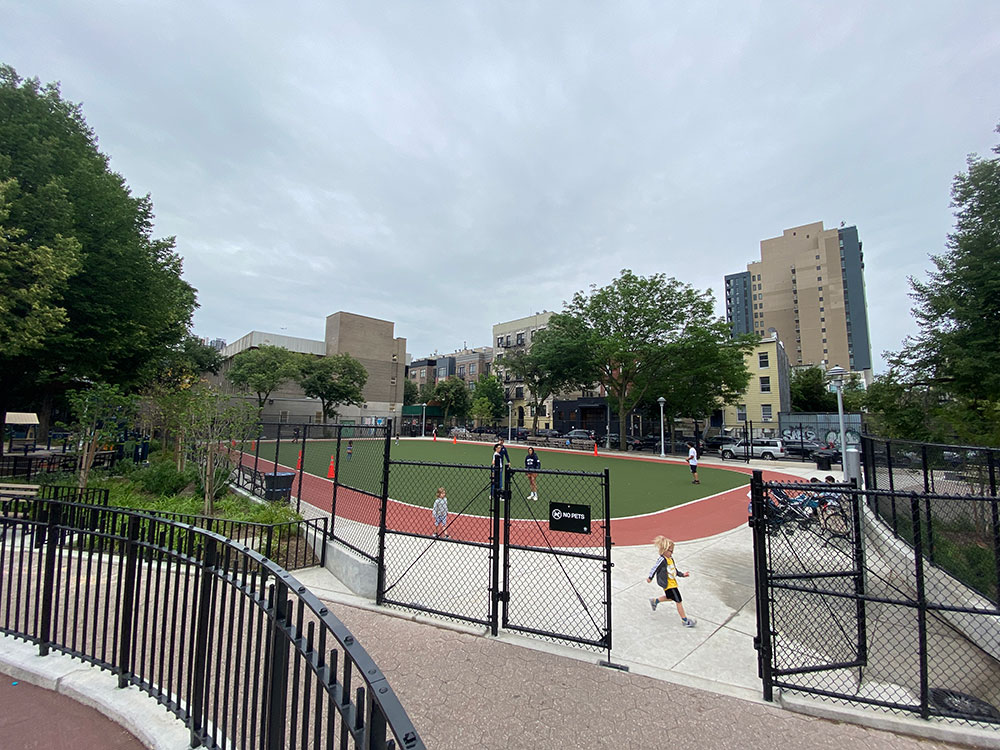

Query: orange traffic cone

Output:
[433, 432, 437, 442]
[327, 456, 336, 479]
[251, 440, 256, 452]
[453, 436, 457, 444]
[593, 442, 599, 456]
[296, 450, 302, 470]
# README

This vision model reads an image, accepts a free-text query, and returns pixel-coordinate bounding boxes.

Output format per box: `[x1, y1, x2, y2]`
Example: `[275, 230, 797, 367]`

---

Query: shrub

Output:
[133, 460, 196, 497]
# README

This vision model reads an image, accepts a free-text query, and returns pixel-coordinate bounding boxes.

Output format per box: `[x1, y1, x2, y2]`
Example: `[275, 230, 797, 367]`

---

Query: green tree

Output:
[417, 382, 437, 405]
[298, 353, 368, 422]
[0, 66, 196, 440]
[789, 367, 837, 413]
[403, 378, 419, 406]
[647, 326, 753, 446]
[470, 396, 494, 427]
[0, 178, 80, 358]
[881, 123, 1000, 444]
[183, 385, 258, 514]
[434, 377, 472, 426]
[506, 321, 597, 433]
[67, 383, 135, 489]
[226, 345, 300, 409]
[556, 269, 720, 441]
[473, 373, 505, 421]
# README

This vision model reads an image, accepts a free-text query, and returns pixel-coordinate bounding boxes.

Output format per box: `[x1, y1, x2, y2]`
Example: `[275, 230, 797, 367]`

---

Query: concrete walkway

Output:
[0, 455, 995, 748]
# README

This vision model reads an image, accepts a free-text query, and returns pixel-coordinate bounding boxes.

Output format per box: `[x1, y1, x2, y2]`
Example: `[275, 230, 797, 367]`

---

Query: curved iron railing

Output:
[0, 498, 423, 750]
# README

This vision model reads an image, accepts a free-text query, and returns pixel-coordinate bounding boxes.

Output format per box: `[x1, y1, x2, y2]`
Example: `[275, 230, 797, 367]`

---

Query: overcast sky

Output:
[3, 2, 998, 370]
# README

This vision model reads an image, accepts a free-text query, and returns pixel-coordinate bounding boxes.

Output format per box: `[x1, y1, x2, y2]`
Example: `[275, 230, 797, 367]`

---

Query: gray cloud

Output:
[3, 1, 999, 366]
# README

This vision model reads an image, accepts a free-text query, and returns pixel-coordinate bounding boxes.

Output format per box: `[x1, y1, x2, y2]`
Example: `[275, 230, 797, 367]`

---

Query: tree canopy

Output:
[298, 353, 367, 421]
[553, 269, 737, 440]
[0, 65, 197, 436]
[874, 123, 1000, 444]
[473, 373, 505, 420]
[225, 345, 300, 408]
[434, 377, 472, 425]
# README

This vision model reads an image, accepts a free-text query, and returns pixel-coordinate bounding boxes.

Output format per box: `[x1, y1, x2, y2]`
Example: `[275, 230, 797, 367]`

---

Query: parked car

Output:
[784, 439, 826, 458]
[704, 435, 738, 451]
[507, 427, 529, 441]
[563, 429, 595, 441]
[534, 428, 561, 438]
[721, 439, 787, 460]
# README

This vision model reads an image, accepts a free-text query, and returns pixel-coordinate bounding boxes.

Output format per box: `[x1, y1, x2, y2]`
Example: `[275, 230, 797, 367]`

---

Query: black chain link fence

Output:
[380, 461, 497, 627]
[503, 467, 611, 651]
[753, 471, 1000, 727]
[235, 422, 390, 562]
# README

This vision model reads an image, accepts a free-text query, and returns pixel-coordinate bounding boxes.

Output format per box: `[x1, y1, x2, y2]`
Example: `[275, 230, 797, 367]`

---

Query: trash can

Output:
[264, 472, 295, 502]
[815, 454, 832, 471]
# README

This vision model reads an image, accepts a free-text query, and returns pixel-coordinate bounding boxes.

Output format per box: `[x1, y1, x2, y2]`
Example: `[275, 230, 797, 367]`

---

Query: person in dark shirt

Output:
[524, 447, 541, 501]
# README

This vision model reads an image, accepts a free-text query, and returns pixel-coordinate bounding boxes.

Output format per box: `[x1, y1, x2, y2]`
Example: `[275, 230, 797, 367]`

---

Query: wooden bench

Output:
[0, 483, 40, 500]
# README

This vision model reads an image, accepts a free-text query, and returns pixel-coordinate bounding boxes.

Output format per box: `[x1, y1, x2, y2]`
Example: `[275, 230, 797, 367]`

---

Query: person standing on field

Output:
[686, 441, 700, 484]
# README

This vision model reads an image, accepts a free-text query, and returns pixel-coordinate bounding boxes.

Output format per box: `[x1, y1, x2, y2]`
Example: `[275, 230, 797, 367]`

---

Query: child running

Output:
[647, 536, 696, 627]
[432, 487, 449, 537]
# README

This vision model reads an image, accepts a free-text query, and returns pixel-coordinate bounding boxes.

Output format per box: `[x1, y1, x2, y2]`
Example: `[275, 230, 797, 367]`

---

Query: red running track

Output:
[241, 454, 803, 549]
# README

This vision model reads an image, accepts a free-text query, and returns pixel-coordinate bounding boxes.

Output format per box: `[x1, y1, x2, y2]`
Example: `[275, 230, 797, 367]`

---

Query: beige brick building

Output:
[491, 312, 554, 428]
[219, 312, 406, 426]
[725, 222, 873, 382]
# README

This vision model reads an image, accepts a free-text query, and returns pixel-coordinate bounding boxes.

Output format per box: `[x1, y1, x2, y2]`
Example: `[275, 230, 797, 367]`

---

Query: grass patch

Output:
[264, 438, 749, 518]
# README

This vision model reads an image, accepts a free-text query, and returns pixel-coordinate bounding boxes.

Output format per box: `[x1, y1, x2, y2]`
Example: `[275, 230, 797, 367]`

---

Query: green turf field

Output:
[266, 438, 748, 519]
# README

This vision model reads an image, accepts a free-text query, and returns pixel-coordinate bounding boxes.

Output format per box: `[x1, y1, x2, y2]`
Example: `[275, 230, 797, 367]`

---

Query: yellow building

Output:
[722, 334, 791, 437]
[491, 312, 554, 428]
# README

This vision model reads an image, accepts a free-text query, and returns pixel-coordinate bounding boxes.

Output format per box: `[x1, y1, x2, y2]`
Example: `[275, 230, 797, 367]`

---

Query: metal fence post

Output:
[330, 426, 343, 542]
[116, 514, 141, 687]
[749, 470, 774, 702]
[375, 426, 391, 606]
[849, 478, 868, 666]
[363, 689, 389, 750]
[988, 451, 1000, 606]
[189, 536, 218, 747]
[602, 467, 613, 656]
[38, 501, 63, 657]
[910, 493, 930, 719]
[273, 425, 282, 484]
[264, 576, 290, 750]
[295, 425, 307, 514]
[489, 465, 503, 637]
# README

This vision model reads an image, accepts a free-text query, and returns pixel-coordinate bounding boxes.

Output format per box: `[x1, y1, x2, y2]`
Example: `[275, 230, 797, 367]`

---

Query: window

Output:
[420, 369, 426, 378]
[279, 411, 289, 424]
[761, 404, 772, 421]
[516, 333, 525, 346]
[458, 365, 465, 376]
[315, 411, 324, 424]
[438, 367, 446, 377]
[737, 404, 747, 422]
[760, 376, 771, 393]
[470, 364, 476, 375]
[758, 352, 769, 368]
[497, 336, 504, 347]
[505, 335, 511, 346]
[390, 377, 396, 386]
[515, 386, 524, 399]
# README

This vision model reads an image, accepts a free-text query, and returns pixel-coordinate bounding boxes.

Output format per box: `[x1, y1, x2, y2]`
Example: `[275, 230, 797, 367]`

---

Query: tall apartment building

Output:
[724, 222, 873, 381]
[492, 312, 554, 428]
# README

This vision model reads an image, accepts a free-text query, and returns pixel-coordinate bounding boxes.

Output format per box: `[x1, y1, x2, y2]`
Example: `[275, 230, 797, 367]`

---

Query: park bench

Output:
[0, 482, 40, 501]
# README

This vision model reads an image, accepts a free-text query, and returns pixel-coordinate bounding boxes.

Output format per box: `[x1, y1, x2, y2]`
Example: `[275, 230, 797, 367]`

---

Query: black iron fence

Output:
[0, 451, 117, 480]
[751, 470, 1000, 727]
[0, 497, 424, 749]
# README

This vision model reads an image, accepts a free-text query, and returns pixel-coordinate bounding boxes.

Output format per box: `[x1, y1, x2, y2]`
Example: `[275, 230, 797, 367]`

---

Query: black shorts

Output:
[661, 587, 682, 603]
[689, 464, 698, 474]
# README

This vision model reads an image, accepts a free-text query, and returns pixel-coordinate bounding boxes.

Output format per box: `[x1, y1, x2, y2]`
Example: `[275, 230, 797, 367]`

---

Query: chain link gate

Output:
[377, 459, 613, 653]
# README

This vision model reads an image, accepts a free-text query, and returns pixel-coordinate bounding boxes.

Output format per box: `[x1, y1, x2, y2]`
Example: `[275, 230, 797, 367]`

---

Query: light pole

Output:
[657, 397, 666, 459]
[420, 402, 427, 439]
[606, 403, 611, 450]
[826, 365, 848, 480]
[507, 400, 514, 442]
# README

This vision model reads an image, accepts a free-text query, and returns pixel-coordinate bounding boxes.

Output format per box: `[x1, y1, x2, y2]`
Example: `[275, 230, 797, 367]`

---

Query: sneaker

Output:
[683, 618, 696, 628]
[649, 598, 658, 612]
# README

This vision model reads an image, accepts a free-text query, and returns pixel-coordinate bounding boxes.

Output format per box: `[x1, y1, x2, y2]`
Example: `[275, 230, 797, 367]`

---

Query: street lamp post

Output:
[657, 397, 666, 459]
[826, 366, 848, 480]
[507, 400, 514, 442]
[420, 402, 427, 439]
[606, 403, 611, 450]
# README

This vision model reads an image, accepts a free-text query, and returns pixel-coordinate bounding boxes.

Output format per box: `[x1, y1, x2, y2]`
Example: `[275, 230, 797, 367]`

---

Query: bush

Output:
[132, 460, 196, 497]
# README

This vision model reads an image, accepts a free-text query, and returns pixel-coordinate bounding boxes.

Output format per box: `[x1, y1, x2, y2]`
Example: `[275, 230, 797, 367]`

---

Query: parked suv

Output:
[563, 429, 595, 441]
[721, 438, 787, 460]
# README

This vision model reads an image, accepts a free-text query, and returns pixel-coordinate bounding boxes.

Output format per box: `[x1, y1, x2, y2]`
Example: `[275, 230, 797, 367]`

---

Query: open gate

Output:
[378, 459, 612, 653]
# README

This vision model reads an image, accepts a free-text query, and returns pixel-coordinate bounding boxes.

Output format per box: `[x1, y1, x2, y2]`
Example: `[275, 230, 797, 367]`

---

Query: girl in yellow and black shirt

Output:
[647, 536, 696, 627]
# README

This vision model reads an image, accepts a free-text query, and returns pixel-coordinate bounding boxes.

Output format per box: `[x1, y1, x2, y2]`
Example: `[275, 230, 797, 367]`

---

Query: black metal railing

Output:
[0, 499, 424, 749]
[751, 470, 1000, 727]
[0, 451, 117, 480]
